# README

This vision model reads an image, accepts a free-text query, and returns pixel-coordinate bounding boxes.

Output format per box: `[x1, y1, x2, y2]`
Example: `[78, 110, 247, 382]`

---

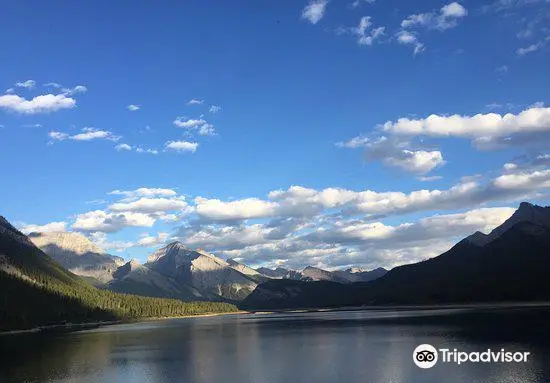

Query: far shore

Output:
[4, 301, 550, 336]
[0, 310, 250, 336]
[244, 301, 550, 315]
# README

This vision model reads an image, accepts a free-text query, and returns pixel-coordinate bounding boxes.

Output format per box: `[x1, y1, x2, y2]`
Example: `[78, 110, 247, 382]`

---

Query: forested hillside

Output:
[0, 216, 238, 331]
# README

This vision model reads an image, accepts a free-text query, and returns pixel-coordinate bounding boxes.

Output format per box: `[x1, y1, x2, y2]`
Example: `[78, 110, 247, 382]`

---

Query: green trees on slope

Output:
[0, 222, 238, 331]
[0, 270, 238, 331]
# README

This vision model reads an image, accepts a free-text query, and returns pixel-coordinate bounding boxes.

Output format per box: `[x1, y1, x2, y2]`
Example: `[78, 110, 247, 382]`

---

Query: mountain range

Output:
[27, 231, 388, 302]
[3, 201, 549, 326]
[242, 202, 550, 309]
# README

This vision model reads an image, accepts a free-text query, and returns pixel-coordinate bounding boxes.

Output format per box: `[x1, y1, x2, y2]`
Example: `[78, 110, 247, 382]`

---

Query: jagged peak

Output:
[519, 201, 537, 209]
[128, 258, 141, 266]
[165, 241, 190, 250]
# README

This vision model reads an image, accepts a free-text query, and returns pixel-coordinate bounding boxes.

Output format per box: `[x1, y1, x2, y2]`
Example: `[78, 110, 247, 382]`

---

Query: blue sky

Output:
[1, 0, 549, 270]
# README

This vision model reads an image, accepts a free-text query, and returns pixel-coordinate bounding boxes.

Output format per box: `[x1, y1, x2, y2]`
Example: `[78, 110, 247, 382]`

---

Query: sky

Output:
[1, 0, 549, 271]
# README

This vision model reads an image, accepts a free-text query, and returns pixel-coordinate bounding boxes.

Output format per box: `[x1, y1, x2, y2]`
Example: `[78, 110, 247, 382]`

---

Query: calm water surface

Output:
[2, 306, 550, 383]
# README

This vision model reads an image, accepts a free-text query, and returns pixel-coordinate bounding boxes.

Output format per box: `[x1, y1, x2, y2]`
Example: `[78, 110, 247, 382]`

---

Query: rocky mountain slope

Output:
[145, 243, 259, 301]
[226, 259, 270, 283]
[301, 266, 349, 283]
[29, 232, 125, 283]
[332, 267, 388, 283]
[256, 267, 303, 280]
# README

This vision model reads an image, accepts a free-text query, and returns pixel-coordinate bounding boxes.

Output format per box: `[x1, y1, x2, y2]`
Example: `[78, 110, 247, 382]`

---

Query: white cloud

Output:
[401, 2, 467, 30]
[395, 30, 425, 55]
[127, 104, 140, 111]
[198, 123, 216, 136]
[48, 131, 69, 141]
[137, 232, 170, 247]
[109, 197, 188, 214]
[481, 0, 550, 13]
[0, 93, 76, 114]
[49, 128, 120, 142]
[397, 2, 466, 53]
[109, 188, 178, 199]
[195, 197, 279, 221]
[179, 204, 517, 269]
[441, 2, 468, 18]
[173, 117, 206, 129]
[493, 169, 550, 190]
[380, 106, 550, 149]
[355, 17, 385, 46]
[418, 175, 443, 182]
[338, 135, 445, 174]
[136, 147, 159, 155]
[88, 232, 135, 252]
[192, 165, 550, 224]
[503, 163, 518, 171]
[384, 150, 445, 174]
[304, 207, 515, 247]
[72, 128, 116, 141]
[517, 43, 540, 55]
[517, 36, 550, 56]
[165, 140, 198, 153]
[187, 99, 204, 105]
[62, 85, 87, 95]
[302, 0, 328, 24]
[15, 80, 36, 89]
[115, 143, 132, 151]
[495, 65, 509, 73]
[19, 221, 67, 235]
[43, 82, 62, 88]
[209, 105, 222, 113]
[350, 0, 375, 8]
[72, 210, 156, 232]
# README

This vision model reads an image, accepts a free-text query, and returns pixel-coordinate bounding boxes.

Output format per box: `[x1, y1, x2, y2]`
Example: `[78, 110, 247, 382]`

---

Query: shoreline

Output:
[245, 301, 550, 315]
[0, 310, 250, 336]
[4, 302, 550, 336]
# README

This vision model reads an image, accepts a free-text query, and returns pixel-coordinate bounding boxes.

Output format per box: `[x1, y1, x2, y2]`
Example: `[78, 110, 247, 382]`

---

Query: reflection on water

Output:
[1, 307, 550, 383]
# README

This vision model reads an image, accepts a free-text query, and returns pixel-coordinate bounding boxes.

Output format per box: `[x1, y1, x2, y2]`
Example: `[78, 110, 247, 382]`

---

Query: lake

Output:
[1, 306, 550, 383]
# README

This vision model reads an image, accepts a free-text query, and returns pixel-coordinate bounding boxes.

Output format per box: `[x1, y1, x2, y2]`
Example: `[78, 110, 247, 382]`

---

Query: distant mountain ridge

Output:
[26, 229, 388, 303]
[242, 202, 550, 310]
[255, 265, 387, 284]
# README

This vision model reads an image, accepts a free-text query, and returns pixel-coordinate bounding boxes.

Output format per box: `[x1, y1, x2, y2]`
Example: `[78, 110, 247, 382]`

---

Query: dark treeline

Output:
[0, 224, 238, 331]
[0, 271, 238, 331]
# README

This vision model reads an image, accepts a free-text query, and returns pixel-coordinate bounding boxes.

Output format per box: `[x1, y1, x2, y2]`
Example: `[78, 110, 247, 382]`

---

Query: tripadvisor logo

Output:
[414, 344, 438, 369]
[413, 344, 531, 369]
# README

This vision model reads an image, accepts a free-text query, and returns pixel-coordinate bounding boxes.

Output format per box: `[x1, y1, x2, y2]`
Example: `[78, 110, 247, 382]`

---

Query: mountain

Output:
[242, 202, 550, 310]
[0, 216, 238, 331]
[108, 259, 202, 300]
[255, 265, 387, 284]
[144, 242, 259, 301]
[255, 267, 303, 280]
[301, 266, 349, 283]
[226, 259, 270, 283]
[241, 279, 363, 310]
[29, 232, 125, 283]
[487, 202, 550, 241]
[332, 267, 388, 283]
